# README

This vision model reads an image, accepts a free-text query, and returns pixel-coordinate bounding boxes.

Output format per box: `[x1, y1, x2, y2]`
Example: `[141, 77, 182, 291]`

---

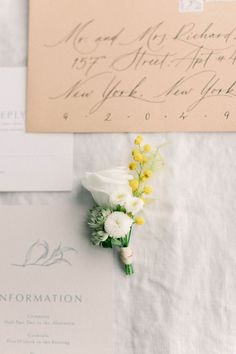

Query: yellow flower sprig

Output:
[128, 135, 165, 224]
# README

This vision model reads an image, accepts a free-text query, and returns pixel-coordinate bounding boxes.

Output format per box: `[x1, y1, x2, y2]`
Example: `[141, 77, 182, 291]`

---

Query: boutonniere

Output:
[82, 136, 165, 275]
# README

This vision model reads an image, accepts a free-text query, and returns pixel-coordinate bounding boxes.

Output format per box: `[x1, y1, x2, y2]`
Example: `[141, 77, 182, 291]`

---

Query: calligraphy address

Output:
[45, 20, 236, 123]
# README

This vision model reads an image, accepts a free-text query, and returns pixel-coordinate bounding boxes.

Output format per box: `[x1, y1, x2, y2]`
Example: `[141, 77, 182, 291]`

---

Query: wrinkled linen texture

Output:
[0, 1, 235, 353]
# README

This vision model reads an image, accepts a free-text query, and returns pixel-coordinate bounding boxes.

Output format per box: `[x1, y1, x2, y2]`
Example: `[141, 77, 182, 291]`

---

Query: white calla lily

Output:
[82, 166, 132, 206]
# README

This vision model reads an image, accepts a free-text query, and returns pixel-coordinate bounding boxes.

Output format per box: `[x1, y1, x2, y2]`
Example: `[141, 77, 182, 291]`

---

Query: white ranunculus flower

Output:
[104, 212, 133, 238]
[125, 197, 144, 215]
[82, 166, 132, 206]
[110, 190, 131, 207]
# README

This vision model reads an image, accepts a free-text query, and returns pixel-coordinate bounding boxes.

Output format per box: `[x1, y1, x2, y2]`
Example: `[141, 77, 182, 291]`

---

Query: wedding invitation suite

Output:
[0, 205, 112, 354]
[0, 68, 73, 191]
[27, 0, 236, 132]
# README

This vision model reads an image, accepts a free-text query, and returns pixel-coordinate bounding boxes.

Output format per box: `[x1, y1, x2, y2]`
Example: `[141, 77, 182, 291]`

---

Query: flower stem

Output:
[126, 227, 132, 246]
[124, 264, 134, 275]
[121, 227, 134, 276]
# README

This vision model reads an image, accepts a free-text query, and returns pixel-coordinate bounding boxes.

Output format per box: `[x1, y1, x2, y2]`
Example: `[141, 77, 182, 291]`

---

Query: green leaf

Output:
[101, 237, 113, 248]
[142, 148, 165, 173]
[111, 239, 122, 247]
[114, 205, 127, 213]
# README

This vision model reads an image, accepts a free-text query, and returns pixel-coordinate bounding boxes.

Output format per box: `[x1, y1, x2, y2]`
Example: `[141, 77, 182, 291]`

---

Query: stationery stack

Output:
[1, 0, 236, 353]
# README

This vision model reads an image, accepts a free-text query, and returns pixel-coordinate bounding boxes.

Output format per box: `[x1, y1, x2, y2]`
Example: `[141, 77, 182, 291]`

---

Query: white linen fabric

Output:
[0, 1, 236, 353]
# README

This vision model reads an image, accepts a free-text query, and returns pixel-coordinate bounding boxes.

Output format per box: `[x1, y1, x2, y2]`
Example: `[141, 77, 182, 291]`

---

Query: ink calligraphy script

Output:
[27, 0, 236, 132]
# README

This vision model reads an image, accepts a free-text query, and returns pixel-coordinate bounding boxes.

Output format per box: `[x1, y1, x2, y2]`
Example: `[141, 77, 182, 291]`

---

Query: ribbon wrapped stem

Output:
[120, 246, 134, 275]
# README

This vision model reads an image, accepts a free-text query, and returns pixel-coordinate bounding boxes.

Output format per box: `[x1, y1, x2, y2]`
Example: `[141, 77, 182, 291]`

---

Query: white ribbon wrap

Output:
[120, 247, 134, 265]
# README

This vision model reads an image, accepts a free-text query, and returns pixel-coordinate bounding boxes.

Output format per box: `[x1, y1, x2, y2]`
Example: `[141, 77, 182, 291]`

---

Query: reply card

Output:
[27, 0, 236, 132]
[0, 68, 73, 191]
[0, 205, 112, 354]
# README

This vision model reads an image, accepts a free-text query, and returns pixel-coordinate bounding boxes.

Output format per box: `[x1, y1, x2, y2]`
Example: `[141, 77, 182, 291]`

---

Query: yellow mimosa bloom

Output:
[142, 155, 148, 163]
[129, 162, 137, 170]
[129, 179, 139, 191]
[144, 185, 153, 195]
[133, 152, 143, 163]
[135, 216, 145, 225]
[132, 149, 139, 156]
[143, 170, 152, 178]
[140, 176, 147, 183]
[135, 135, 143, 145]
[144, 144, 151, 152]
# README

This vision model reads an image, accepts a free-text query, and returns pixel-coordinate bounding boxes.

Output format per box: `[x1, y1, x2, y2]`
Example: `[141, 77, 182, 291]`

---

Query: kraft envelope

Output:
[27, 0, 236, 132]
